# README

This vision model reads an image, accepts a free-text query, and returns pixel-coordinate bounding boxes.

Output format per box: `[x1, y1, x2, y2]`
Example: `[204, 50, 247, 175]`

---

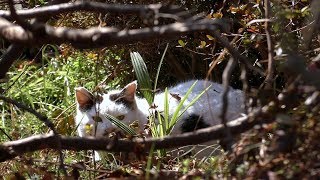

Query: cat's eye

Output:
[92, 116, 102, 122]
[116, 115, 125, 120]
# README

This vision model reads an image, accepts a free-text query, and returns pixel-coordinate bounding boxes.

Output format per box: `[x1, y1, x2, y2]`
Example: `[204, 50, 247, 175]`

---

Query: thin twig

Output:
[262, 0, 275, 89]
[0, 127, 12, 141]
[220, 57, 237, 150]
[240, 64, 249, 113]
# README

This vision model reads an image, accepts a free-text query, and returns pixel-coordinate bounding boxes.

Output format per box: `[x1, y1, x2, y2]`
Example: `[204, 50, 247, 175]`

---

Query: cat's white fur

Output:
[75, 80, 244, 138]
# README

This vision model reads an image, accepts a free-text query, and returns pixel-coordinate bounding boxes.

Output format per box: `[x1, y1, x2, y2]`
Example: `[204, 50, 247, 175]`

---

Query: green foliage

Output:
[0, 47, 123, 141]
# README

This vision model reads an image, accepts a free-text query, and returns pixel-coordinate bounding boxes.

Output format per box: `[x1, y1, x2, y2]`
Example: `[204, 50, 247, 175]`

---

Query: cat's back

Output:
[167, 79, 232, 98]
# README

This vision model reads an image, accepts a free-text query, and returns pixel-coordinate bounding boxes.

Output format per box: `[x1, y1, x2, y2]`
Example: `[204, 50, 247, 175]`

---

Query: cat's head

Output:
[75, 81, 148, 137]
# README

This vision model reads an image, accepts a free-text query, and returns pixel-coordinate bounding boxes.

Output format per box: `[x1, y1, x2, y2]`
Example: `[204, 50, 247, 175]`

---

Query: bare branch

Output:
[0, 113, 273, 162]
[0, 18, 225, 48]
[0, 2, 184, 21]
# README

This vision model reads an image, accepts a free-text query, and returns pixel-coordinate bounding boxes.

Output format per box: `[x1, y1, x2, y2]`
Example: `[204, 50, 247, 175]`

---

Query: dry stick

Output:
[220, 58, 237, 151]
[0, 1, 184, 20]
[262, 0, 274, 89]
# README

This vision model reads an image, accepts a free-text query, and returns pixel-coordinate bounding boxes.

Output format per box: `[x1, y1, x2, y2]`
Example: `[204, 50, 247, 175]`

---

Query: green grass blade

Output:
[157, 111, 164, 137]
[163, 88, 169, 131]
[178, 85, 211, 119]
[105, 114, 137, 136]
[168, 80, 198, 132]
[154, 43, 169, 92]
[130, 52, 153, 105]
[145, 143, 155, 180]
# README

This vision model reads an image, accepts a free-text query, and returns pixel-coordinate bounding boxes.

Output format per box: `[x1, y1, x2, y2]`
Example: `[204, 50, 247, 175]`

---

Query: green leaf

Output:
[163, 88, 169, 131]
[178, 40, 186, 47]
[199, 41, 206, 48]
[154, 43, 169, 92]
[105, 114, 137, 136]
[130, 52, 153, 105]
[178, 85, 211, 119]
[206, 35, 215, 40]
[167, 81, 211, 134]
[168, 81, 199, 132]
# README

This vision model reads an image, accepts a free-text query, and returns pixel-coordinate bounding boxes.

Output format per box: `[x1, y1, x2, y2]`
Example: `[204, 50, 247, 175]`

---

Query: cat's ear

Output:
[121, 81, 137, 102]
[75, 87, 94, 109]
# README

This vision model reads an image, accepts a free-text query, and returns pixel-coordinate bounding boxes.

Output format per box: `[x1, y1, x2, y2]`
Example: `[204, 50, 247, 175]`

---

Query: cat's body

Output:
[75, 80, 244, 138]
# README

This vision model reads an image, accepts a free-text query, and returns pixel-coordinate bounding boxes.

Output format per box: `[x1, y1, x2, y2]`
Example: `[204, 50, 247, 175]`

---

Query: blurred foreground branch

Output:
[0, 104, 277, 162]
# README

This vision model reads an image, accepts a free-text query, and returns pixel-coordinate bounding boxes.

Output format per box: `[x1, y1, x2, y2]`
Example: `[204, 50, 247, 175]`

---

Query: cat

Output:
[75, 80, 244, 138]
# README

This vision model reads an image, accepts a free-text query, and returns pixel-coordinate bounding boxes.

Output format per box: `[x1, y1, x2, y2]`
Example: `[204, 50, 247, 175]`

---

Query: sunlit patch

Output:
[85, 124, 93, 135]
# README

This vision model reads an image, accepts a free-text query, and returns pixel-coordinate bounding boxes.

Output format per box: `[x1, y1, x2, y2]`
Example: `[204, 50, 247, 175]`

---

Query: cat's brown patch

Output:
[75, 87, 94, 110]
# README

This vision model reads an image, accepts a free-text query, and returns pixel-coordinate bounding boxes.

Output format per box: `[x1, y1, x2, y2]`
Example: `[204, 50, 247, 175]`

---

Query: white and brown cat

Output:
[75, 80, 244, 138]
